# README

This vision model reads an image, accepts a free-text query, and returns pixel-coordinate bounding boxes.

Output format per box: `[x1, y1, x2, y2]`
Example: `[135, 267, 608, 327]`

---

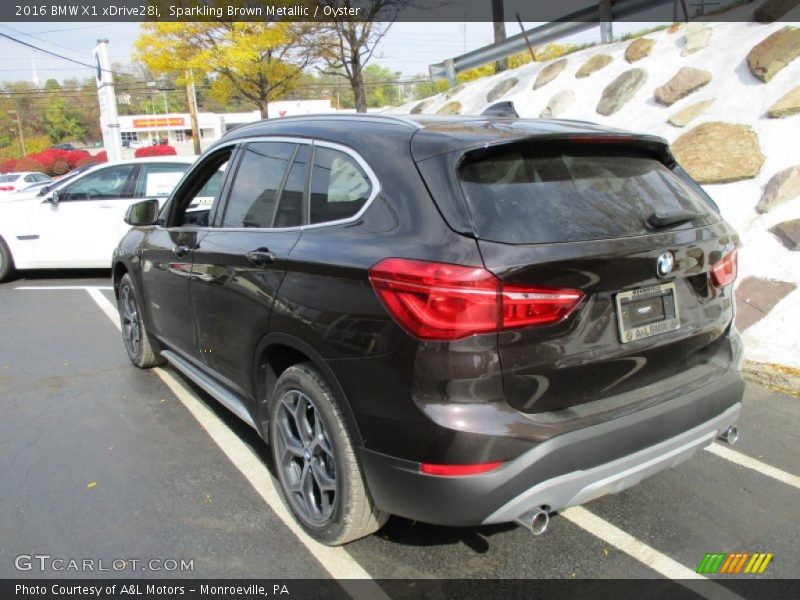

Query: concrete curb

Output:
[743, 360, 800, 396]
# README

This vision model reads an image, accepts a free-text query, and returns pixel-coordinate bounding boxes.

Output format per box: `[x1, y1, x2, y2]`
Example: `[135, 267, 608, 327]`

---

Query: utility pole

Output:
[7, 110, 25, 156]
[492, 0, 508, 73]
[185, 69, 201, 155]
[93, 39, 122, 162]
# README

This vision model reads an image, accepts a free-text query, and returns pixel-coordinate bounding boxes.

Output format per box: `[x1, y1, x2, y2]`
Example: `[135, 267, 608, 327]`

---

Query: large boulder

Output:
[575, 54, 612, 78]
[411, 97, 436, 114]
[596, 68, 648, 116]
[533, 58, 568, 89]
[540, 90, 576, 118]
[771, 219, 800, 251]
[625, 38, 655, 63]
[754, 0, 800, 23]
[757, 165, 800, 213]
[436, 101, 461, 115]
[746, 26, 800, 82]
[487, 77, 518, 103]
[682, 23, 712, 56]
[668, 99, 714, 127]
[654, 67, 712, 106]
[671, 122, 765, 184]
[768, 84, 800, 117]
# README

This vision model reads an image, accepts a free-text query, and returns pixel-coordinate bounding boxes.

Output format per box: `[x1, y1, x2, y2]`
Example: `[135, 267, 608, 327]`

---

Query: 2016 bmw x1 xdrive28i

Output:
[113, 114, 743, 545]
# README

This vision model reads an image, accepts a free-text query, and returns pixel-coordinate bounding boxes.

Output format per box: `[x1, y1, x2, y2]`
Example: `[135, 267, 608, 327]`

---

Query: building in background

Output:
[118, 100, 335, 146]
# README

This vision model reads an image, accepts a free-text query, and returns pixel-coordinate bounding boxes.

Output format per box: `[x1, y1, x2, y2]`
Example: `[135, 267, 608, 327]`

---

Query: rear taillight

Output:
[0, 185, 14, 191]
[368, 258, 585, 341]
[710, 249, 738, 288]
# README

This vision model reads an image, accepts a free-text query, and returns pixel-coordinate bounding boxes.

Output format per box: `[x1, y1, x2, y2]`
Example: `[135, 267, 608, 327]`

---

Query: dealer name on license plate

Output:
[615, 282, 680, 344]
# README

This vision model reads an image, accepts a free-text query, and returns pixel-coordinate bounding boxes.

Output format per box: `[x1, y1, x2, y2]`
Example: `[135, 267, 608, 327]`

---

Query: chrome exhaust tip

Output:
[515, 507, 550, 536]
[718, 425, 739, 445]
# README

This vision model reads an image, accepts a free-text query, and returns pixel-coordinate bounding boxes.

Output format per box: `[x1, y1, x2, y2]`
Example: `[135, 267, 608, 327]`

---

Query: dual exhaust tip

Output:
[515, 506, 550, 536]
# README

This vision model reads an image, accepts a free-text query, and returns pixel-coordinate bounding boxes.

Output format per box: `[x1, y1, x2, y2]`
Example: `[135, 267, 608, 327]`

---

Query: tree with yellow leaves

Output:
[135, 18, 321, 119]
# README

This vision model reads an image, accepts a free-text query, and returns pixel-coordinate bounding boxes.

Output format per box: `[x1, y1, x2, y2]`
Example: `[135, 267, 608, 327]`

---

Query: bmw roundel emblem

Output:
[656, 252, 674, 278]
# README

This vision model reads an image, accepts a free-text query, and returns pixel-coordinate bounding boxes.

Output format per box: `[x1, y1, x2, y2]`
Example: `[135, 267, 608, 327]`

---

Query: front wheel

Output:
[270, 363, 387, 545]
[117, 273, 163, 368]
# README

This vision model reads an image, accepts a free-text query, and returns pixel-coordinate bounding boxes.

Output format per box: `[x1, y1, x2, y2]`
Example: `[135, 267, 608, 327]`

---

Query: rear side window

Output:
[457, 149, 717, 244]
[309, 147, 372, 225]
[222, 142, 295, 228]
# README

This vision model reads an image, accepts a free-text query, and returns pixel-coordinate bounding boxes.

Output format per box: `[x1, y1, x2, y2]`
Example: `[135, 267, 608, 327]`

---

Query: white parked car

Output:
[0, 171, 53, 194]
[0, 157, 195, 280]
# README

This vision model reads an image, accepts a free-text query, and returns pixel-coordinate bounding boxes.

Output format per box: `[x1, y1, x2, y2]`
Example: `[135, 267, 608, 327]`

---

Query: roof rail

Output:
[253, 113, 422, 129]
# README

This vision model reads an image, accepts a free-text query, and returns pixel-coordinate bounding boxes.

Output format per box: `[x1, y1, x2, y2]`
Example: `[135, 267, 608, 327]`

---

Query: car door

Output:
[30, 164, 137, 267]
[138, 150, 233, 361]
[188, 140, 306, 397]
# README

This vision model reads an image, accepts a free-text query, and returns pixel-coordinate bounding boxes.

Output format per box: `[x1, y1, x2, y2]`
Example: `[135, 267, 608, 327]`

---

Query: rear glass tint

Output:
[457, 149, 717, 244]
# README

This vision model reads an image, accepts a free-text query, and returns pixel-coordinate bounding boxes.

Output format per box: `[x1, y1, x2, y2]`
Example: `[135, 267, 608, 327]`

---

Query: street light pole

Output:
[8, 110, 25, 156]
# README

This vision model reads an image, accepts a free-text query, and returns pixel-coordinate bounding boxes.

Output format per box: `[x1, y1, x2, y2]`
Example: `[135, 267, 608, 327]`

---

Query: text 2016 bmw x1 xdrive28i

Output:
[113, 114, 743, 545]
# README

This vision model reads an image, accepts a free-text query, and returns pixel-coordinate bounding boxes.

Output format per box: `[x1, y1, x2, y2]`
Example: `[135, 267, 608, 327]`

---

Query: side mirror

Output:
[124, 199, 160, 226]
[48, 190, 60, 204]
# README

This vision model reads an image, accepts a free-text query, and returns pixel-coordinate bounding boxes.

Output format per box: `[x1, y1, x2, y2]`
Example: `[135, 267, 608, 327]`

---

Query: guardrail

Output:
[428, 0, 679, 85]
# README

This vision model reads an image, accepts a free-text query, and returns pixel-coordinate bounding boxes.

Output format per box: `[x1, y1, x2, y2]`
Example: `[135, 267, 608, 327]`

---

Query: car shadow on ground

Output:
[6, 269, 112, 284]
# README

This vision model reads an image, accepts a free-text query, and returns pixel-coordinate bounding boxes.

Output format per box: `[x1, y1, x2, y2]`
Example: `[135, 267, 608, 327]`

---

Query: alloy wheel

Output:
[120, 283, 141, 358]
[275, 390, 338, 525]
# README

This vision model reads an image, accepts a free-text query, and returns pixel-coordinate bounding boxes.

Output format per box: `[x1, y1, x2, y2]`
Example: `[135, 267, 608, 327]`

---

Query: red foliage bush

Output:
[51, 159, 71, 176]
[12, 157, 46, 174]
[0, 159, 18, 174]
[75, 156, 100, 168]
[94, 150, 108, 163]
[134, 144, 177, 158]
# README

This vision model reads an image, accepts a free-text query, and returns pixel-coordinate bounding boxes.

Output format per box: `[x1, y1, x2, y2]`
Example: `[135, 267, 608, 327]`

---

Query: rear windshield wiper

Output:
[647, 210, 700, 228]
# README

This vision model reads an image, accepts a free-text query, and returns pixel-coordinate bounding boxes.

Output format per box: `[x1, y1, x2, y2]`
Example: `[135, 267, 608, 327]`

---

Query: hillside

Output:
[389, 19, 800, 373]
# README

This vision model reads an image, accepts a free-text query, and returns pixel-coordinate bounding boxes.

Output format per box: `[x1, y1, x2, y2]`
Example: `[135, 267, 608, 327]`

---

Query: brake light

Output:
[368, 258, 585, 340]
[420, 461, 503, 476]
[710, 249, 738, 288]
[0, 185, 14, 191]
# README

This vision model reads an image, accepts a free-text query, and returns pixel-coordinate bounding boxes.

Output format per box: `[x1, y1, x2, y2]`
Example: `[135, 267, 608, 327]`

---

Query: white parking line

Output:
[16, 285, 114, 290]
[562, 507, 743, 600]
[84, 288, 388, 595]
[706, 443, 800, 490]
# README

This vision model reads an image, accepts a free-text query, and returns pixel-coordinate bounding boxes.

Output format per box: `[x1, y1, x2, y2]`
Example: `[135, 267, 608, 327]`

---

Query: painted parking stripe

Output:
[84, 287, 389, 594]
[562, 507, 744, 600]
[16, 285, 114, 290]
[705, 443, 800, 490]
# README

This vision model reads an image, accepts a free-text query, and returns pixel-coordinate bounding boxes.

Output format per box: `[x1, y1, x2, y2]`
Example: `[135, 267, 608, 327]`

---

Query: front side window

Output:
[172, 150, 231, 227]
[59, 165, 135, 201]
[135, 163, 190, 198]
[221, 142, 295, 228]
[309, 147, 372, 225]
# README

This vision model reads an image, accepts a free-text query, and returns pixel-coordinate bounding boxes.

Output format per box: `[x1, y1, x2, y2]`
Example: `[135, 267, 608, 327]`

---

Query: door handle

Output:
[173, 244, 191, 257]
[246, 248, 276, 267]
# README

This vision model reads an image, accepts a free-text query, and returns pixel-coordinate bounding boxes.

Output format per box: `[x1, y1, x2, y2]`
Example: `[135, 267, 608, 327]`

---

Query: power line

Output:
[0, 24, 87, 57]
[0, 32, 113, 73]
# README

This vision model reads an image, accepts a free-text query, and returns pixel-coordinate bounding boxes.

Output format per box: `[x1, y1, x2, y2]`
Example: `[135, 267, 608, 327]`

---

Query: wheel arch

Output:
[252, 332, 364, 447]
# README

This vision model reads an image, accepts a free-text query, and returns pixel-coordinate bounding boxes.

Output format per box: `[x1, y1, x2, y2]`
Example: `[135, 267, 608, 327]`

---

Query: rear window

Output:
[457, 148, 717, 244]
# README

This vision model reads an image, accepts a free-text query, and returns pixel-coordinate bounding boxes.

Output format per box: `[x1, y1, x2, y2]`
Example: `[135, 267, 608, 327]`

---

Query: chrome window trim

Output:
[197, 135, 381, 232]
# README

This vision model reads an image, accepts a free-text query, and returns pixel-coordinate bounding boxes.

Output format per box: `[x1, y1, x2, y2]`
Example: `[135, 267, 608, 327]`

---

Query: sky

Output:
[0, 21, 659, 85]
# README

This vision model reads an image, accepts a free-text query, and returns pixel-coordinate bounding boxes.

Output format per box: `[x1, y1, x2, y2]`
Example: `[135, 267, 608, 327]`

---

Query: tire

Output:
[117, 273, 164, 368]
[270, 363, 388, 545]
[0, 236, 15, 283]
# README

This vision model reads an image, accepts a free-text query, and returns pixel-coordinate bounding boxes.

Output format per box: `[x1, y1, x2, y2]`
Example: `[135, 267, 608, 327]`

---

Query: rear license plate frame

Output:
[615, 282, 680, 344]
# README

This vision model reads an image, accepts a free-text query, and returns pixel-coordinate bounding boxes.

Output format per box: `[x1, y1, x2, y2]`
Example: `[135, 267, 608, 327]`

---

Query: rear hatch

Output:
[415, 132, 739, 417]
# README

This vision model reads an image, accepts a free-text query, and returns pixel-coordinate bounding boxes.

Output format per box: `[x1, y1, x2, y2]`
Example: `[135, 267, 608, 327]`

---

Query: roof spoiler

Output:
[481, 101, 519, 118]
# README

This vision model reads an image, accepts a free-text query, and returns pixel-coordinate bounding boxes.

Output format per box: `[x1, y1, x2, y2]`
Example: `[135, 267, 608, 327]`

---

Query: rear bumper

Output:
[359, 370, 743, 526]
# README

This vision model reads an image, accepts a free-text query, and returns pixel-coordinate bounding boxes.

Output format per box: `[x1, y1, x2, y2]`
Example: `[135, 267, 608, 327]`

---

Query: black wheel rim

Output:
[275, 390, 337, 526]
[120, 283, 141, 358]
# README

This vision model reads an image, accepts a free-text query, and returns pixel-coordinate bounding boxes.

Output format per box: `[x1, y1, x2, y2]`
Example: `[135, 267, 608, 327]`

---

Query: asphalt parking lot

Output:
[1, 273, 798, 592]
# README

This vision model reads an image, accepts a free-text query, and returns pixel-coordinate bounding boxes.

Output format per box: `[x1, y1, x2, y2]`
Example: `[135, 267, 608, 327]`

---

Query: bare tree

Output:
[318, 0, 406, 113]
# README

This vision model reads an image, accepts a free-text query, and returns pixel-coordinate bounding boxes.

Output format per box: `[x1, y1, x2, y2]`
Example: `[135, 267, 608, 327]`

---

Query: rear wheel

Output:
[270, 363, 387, 545]
[0, 236, 15, 283]
[117, 273, 163, 368]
